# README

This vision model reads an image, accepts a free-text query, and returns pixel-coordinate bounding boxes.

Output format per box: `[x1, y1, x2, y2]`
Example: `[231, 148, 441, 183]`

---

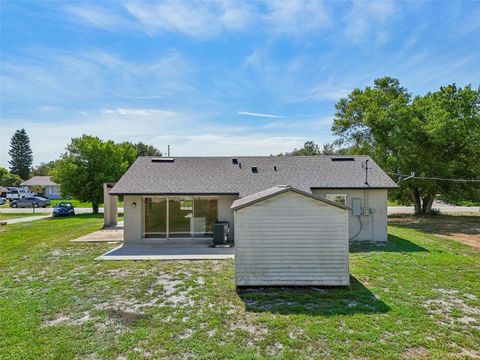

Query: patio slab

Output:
[97, 244, 235, 260]
[71, 223, 124, 243]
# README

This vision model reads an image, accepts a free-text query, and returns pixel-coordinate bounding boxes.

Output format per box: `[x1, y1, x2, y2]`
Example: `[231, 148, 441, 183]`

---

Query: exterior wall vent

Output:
[251, 166, 258, 173]
[151, 157, 175, 163]
[331, 157, 355, 162]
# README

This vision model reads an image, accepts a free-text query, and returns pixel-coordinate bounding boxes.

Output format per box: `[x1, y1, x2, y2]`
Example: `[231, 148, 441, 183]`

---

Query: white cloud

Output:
[219, 1, 253, 31]
[238, 111, 284, 118]
[1, 48, 193, 113]
[65, 5, 128, 31]
[101, 108, 177, 117]
[65, 1, 332, 39]
[124, 1, 223, 38]
[265, 0, 332, 36]
[344, 0, 397, 43]
[0, 109, 316, 166]
[293, 80, 350, 102]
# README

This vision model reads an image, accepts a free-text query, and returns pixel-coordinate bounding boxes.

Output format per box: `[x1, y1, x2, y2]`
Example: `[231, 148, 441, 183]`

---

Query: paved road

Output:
[388, 205, 479, 214]
[0, 207, 124, 214]
[1, 214, 52, 225]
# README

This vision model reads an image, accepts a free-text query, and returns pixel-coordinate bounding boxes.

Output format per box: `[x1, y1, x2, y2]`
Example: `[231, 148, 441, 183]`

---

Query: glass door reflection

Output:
[168, 197, 193, 238]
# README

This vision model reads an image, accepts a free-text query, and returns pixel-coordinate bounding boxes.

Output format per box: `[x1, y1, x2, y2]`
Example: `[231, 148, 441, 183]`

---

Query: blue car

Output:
[53, 202, 75, 217]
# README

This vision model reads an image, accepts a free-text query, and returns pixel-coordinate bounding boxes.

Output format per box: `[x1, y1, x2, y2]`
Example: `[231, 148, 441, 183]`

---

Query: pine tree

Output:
[9, 129, 33, 180]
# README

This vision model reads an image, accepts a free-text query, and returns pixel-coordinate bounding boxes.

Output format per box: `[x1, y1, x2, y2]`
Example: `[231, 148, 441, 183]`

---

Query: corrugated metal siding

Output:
[235, 191, 349, 286]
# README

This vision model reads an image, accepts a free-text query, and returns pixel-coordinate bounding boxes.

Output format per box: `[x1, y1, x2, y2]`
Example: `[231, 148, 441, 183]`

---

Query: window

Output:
[326, 194, 347, 206]
[143, 196, 218, 239]
[144, 197, 167, 238]
[193, 197, 218, 238]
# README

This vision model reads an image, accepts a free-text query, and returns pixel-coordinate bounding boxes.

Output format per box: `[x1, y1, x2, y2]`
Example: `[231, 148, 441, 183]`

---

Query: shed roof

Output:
[110, 156, 397, 197]
[21, 176, 58, 186]
[231, 185, 351, 210]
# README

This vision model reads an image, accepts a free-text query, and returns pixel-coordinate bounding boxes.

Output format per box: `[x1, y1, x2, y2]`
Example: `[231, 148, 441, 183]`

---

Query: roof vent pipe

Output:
[274, 166, 277, 171]
[232, 158, 238, 165]
[251, 166, 258, 173]
[239, 162, 242, 169]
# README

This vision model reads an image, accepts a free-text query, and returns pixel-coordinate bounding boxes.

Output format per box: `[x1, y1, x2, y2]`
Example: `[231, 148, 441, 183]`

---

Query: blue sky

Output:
[1, 0, 479, 166]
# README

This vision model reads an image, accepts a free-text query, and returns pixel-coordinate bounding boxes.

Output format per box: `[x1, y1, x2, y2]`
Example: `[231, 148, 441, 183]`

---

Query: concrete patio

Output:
[71, 222, 124, 243]
[97, 244, 235, 260]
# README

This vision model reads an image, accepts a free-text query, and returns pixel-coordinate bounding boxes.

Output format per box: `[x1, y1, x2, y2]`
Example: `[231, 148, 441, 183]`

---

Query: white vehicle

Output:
[6, 187, 33, 201]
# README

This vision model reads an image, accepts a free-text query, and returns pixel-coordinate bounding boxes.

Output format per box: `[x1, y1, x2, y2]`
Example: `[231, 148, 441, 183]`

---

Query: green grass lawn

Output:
[0, 216, 479, 359]
[0, 212, 46, 220]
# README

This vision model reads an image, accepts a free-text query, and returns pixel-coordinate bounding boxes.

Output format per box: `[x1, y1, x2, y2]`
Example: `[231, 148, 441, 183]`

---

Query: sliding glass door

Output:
[144, 197, 167, 238]
[168, 197, 193, 238]
[193, 197, 218, 238]
[143, 196, 218, 239]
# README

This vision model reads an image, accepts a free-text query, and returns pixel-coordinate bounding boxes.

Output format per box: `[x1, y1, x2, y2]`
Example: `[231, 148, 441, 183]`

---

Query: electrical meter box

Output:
[352, 198, 362, 216]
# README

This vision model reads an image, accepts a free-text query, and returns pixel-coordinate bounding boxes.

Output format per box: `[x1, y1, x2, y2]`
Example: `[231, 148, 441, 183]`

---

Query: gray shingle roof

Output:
[110, 156, 397, 197]
[231, 185, 351, 210]
[21, 176, 58, 186]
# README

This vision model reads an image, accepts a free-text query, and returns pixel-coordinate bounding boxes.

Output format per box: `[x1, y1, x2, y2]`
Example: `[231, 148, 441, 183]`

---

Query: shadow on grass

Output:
[349, 234, 428, 253]
[237, 276, 390, 316]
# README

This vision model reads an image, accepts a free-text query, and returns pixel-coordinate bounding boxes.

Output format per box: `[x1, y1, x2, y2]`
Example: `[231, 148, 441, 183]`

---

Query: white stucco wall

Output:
[234, 191, 349, 286]
[45, 185, 61, 199]
[312, 189, 388, 242]
[123, 190, 387, 244]
[123, 196, 142, 243]
[123, 195, 237, 243]
[217, 195, 239, 240]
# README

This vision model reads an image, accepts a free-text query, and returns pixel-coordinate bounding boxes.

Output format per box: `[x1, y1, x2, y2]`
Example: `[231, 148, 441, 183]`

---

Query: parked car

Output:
[0, 197, 6, 205]
[10, 196, 51, 208]
[52, 202, 75, 217]
[6, 187, 33, 201]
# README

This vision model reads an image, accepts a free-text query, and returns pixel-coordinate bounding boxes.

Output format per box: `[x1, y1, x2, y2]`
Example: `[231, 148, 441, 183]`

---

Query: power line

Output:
[388, 172, 480, 183]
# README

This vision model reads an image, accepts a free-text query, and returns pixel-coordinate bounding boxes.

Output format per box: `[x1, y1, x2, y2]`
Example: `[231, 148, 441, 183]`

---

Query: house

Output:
[110, 156, 397, 245]
[109, 156, 397, 286]
[21, 176, 61, 199]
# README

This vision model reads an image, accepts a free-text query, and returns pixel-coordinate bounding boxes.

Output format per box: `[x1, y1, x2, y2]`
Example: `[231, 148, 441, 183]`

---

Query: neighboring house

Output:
[110, 156, 397, 246]
[21, 176, 61, 199]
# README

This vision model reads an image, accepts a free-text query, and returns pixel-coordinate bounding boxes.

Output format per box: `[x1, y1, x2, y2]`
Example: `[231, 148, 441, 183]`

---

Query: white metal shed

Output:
[232, 186, 350, 287]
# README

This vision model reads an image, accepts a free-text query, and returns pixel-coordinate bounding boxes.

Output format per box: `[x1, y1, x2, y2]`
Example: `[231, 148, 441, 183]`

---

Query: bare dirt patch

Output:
[389, 214, 480, 250]
[107, 309, 145, 325]
[424, 288, 480, 329]
[402, 346, 429, 359]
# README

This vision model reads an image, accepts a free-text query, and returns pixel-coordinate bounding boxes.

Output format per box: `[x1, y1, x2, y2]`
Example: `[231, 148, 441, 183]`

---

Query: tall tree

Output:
[281, 141, 343, 156]
[332, 77, 480, 214]
[52, 136, 137, 213]
[9, 129, 33, 180]
[31, 160, 59, 176]
[0, 167, 23, 187]
[321, 143, 335, 155]
[133, 142, 162, 157]
[282, 141, 321, 156]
